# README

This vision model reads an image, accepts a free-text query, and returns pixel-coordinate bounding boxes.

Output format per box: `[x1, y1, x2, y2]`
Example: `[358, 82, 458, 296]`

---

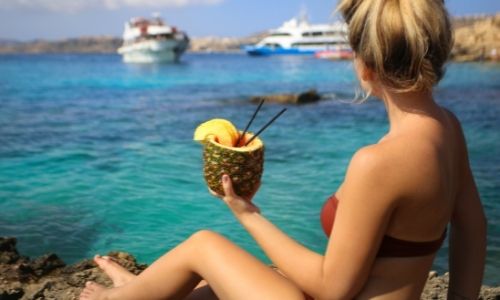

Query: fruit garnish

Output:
[193, 118, 239, 147]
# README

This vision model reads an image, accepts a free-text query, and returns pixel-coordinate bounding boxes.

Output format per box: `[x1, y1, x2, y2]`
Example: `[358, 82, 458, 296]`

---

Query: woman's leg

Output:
[80, 230, 305, 300]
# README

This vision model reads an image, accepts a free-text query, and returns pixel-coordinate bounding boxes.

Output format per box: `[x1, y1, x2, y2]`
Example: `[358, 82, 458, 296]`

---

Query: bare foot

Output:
[79, 281, 108, 300]
[94, 255, 136, 287]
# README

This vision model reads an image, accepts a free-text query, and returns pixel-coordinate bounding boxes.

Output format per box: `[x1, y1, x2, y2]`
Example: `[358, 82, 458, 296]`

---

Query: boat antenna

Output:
[299, 4, 308, 24]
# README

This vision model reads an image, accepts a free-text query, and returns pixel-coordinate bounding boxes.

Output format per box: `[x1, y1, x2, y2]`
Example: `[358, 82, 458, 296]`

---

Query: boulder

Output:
[251, 89, 321, 105]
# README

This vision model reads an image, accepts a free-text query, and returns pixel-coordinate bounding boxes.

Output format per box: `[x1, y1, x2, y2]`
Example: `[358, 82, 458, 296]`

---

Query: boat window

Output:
[264, 43, 282, 48]
[292, 41, 344, 47]
[302, 31, 324, 37]
[324, 31, 341, 36]
[270, 33, 291, 37]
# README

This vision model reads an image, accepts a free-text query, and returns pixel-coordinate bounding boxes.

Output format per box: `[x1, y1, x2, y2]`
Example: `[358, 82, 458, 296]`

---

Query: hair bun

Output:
[337, 0, 453, 92]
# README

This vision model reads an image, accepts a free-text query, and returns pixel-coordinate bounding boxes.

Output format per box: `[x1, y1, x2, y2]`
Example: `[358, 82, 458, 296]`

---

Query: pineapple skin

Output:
[203, 140, 264, 198]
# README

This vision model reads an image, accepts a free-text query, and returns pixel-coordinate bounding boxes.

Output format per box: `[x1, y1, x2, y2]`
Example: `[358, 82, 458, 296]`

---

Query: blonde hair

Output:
[338, 0, 453, 92]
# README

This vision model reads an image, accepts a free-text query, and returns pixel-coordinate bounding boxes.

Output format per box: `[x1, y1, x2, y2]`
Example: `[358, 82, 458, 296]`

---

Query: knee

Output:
[189, 229, 224, 245]
[186, 230, 230, 258]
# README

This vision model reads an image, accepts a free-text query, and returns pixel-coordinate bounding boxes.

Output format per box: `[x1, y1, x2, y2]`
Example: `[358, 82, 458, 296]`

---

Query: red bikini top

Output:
[320, 195, 446, 258]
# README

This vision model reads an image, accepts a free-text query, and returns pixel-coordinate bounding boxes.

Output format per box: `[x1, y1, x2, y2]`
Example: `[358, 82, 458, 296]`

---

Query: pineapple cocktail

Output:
[194, 119, 264, 198]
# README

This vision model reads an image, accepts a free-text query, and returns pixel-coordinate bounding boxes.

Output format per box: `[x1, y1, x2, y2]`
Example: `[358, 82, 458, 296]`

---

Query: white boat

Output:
[244, 13, 350, 56]
[117, 14, 189, 63]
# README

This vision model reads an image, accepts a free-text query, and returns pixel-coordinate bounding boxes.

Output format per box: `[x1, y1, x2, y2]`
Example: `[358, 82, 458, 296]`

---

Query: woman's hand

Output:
[209, 174, 261, 217]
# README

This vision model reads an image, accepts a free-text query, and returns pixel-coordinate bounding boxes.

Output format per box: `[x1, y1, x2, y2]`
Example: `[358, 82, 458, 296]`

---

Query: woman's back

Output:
[382, 107, 459, 239]
[355, 107, 467, 299]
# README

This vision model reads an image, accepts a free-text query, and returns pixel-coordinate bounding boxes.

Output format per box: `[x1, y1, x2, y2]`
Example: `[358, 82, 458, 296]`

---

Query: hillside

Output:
[451, 14, 500, 61]
[0, 36, 122, 54]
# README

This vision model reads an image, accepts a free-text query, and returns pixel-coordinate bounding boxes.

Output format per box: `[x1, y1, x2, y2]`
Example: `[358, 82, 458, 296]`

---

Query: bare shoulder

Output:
[441, 106, 460, 126]
[347, 144, 391, 178]
[340, 143, 403, 204]
[440, 106, 469, 166]
[348, 141, 408, 178]
[441, 107, 466, 142]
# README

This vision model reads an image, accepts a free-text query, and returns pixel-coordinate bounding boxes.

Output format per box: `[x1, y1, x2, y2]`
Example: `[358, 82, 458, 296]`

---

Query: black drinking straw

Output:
[245, 108, 287, 146]
[235, 98, 265, 147]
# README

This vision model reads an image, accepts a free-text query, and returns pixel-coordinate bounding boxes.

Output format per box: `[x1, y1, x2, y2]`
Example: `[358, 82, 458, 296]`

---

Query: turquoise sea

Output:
[0, 54, 499, 285]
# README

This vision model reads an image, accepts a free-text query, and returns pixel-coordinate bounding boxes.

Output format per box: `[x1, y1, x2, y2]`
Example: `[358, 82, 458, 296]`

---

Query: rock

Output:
[61, 258, 95, 275]
[481, 286, 500, 300]
[0, 282, 24, 300]
[30, 253, 65, 277]
[0, 238, 21, 264]
[428, 270, 438, 280]
[30, 281, 53, 299]
[0, 237, 151, 299]
[251, 89, 321, 105]
[106, 251, 147, 275]
[422, 271, 500, 300]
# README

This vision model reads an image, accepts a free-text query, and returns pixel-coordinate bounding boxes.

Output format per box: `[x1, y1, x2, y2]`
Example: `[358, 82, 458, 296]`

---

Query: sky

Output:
[0, 0, 499, 41]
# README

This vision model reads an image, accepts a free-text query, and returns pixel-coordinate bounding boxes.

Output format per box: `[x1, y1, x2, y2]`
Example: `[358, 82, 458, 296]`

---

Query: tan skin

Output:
[79, 58, 487, 300]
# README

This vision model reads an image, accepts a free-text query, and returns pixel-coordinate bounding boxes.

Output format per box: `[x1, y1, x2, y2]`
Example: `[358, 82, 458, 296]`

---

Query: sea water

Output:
[0, 53, 499, 285]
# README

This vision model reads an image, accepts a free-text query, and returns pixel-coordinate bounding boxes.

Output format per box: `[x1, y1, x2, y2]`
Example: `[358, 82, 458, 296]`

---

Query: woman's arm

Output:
[216, 175, 325, 295]
[448, 163, 487, 299]
[447, 112, 487, 300]
[216, 146, 397, 299]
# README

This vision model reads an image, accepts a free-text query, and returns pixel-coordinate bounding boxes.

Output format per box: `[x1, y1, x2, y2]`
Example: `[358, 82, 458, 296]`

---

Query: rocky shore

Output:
[451, 14, 500, 61]
[0, 14, 497, 62]
[0, 237, 147, 300]
[1, 237, 498, 300]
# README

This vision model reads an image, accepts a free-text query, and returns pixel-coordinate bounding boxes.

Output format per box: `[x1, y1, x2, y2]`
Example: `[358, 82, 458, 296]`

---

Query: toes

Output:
[79, 281, 106, 300]
[94, 255, 112, 268]
[85, 281, 106, 292]
[79, 283, 94, 300]
[93, 254, 103, 265]
[80, 288, 91, 297]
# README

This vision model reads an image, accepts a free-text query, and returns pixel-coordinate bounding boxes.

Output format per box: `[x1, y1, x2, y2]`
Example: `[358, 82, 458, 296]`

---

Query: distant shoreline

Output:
[0, 14, 498, 62]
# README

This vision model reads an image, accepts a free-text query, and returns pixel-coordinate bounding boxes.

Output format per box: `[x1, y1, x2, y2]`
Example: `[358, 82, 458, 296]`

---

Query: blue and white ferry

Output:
[244, 14, 350, 56]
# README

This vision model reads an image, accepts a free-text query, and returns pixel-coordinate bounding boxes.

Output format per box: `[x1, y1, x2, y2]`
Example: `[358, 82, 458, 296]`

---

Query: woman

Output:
[80, 0, 487, 299]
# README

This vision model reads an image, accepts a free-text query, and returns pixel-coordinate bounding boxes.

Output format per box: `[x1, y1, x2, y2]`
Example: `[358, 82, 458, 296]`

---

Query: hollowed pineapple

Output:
[194, 119, 264, 198]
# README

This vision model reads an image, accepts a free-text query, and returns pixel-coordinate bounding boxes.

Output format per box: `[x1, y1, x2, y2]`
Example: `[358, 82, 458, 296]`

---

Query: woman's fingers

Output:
[221, 174, 237, 198]
[207, 175, 261, 215]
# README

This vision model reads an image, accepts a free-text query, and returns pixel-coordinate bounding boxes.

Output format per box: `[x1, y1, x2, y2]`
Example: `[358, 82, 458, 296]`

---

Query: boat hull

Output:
[244, 45, 315, 56]
[118, 39, 188, 63]
[243, 17, 350, 57]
